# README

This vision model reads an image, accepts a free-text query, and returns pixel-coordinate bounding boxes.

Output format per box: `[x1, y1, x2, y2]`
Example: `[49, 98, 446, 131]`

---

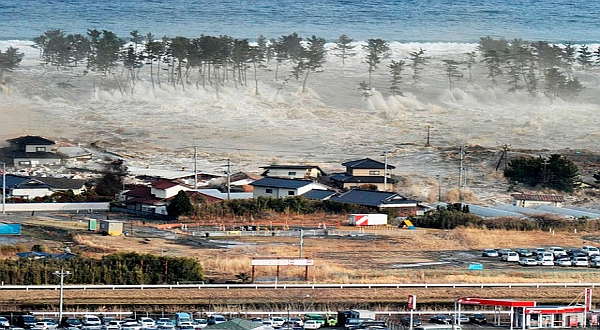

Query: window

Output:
[36, 147, 46, 152]
[288, 171, 297, 176]
[369, 170, 380, 175]
[265, 188, 273, 194]
[288, 191, 295, 196]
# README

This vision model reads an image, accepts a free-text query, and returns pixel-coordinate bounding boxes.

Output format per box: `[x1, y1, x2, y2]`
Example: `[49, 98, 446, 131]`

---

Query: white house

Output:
[250, 177, 330, 198]
[260, 165, 326, 180]
[512, 194, 565, 207]
[150, 180, 190, 199]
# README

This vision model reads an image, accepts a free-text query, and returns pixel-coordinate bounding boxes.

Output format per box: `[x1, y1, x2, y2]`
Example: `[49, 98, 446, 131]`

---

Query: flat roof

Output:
[457, 297, 536, 307]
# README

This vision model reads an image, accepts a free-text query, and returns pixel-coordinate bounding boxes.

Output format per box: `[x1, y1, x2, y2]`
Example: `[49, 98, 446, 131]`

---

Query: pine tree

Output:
[0, 47, 24, 83]
[300, 35, 327, 92]
[362, 38, 391, 88]
[544, 67, 566, 101]
[577, 44, 593, 69]
[332, 34, 357, 66]
[409, 48, 426, 84]
[389, 60, 405, 96]
[481, 50, 503, 88]
[442, 59, 462, 90]
[166, 190, 195, 217]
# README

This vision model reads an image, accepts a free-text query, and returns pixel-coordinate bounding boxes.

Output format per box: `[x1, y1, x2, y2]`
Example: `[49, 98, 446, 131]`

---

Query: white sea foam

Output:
[1, 39, 599, 203]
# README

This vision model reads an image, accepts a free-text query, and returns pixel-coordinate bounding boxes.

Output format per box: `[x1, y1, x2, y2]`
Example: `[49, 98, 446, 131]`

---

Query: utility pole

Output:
[458, 145, 466, 202]
[53, 267, 71, 322]
[382, 150, 391, 191]
[425, 126, 432, 147]
[299, 229, 304, 258]
[193, 146, 198, 189]
[224, 159, 231, 200]
[436, 175, 442, 202]
[1, 162, 5, 214]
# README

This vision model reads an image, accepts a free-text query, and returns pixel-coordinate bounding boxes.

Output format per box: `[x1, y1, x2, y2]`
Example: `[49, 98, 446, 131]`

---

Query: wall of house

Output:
[13, 157, 62, 167]
[348, 168, 388, 176]
[24, 144, 56, 153]
[265, 168, 309, 179]
[343, 182, 385, 191]
[151, 186, 188, 199]
[11, 188, 53, 199]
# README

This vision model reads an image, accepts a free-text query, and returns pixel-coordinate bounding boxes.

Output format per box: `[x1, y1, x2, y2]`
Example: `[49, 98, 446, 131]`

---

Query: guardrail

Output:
[1, 282, 599, 291]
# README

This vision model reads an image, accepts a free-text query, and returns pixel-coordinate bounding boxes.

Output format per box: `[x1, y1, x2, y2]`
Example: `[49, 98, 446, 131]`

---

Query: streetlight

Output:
[53, 267, 71, 322]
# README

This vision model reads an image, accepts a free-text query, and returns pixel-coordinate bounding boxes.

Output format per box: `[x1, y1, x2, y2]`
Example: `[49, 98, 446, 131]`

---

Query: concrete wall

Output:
[1, 202, 109, 212]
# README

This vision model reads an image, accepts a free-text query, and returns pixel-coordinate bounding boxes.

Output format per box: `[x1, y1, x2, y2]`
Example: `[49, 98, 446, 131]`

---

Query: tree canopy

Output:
[504, 154, 580, 192]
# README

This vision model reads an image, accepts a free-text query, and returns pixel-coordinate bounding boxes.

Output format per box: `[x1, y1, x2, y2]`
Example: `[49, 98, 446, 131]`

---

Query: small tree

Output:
[0, 47, 24, 83]
[299, 35, 327, 92]
[409, 48, 426, 84]
[167, 190, 195, 217]
[442, 59, 462, 90]
[332, 34, 357, 66]
[362, 38, 391, 88]
[389, 60, 405, 96]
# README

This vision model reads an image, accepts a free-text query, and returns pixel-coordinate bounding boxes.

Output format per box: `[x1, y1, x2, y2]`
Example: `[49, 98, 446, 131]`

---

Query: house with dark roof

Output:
[330, 189, 424, 216]
[512, 194, 565, 207]
[4, 135, 62, 167]
[120, 180, 191, 215]
[6, 175, 87, 200]
[260, 164, 326, 180]
[250, 177, 332, 198]
[329, 157, 397, 191]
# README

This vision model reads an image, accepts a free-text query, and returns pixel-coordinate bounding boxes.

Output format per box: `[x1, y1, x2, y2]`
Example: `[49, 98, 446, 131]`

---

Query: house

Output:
[301, 189, 337, 201]
[260, 164, 326, 180]
[9, 176, 87, 200]
[121, 180, 190, 214]
[250, 177, 331, 198]
[329, 158, 397, 191]
[512, 194, 565, 207]
[4, 135, 62, 167]
[56, 146, 93, 161]
[330, 189, 424, 216]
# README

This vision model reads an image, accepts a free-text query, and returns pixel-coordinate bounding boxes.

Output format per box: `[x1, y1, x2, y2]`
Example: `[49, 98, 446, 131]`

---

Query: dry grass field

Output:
[2, 214, 599, 310]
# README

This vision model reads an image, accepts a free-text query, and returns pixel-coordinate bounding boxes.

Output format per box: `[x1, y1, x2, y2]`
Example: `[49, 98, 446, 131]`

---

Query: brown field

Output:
[2, 214, 599, 310]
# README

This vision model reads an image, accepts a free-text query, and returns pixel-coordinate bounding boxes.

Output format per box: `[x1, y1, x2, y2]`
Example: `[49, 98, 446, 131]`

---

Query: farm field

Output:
[0, 212, 599, 311]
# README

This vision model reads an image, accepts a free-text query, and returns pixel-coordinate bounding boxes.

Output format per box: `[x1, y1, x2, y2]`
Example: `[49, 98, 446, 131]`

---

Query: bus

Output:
[305, 314, 326, 326]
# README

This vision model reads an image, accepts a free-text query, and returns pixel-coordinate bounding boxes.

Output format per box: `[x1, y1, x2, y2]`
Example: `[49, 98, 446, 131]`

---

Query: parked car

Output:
[138, 318, 155, 328]
[270, 318, 285, 328]
[497, 249, 512, 257]
[567, 249, 586, 258]
[501, 251, 519, 262]
[590, 260, 600, 268]
[554, 257, 572, 267]
[41, 320, 58, 330]
[0, 317, 10, 328]
[104, 320, 124, 330]
[288, 318, 304, 327]
[582, 245, 600, 256]
[572, 256, 589, 267]
[207, 316, 226, 326]
[536, 255, 554, 266]
[516, 248, 533, 257]
[482, 249, 498, 257]
[62, 318, 83, 329]
[33, 322, 56, 330]
[533, 248, 547, 256]
[193, 319, 208, 329]
[452, 315, 469, 324]
[82, 316, 102, 330]
[548, 247, 567, 257]
[19, 315, 38, 329]
[430, 315, 451, 324]
[303, 320, 321, 330]
[469, 314, 487, 324]
[519, 258, 537, 266]
[400, 317, 421, 327]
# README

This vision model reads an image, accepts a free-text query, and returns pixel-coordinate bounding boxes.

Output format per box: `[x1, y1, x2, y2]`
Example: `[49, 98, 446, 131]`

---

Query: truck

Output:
[349, 310, 376, 320]
[348, 214, 388, 226]
[175, 312, 192, 326]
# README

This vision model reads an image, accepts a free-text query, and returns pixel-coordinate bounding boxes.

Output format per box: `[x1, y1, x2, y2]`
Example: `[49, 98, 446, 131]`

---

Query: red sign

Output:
[408, 295, 416, 310]
[586, 288, 593, 311]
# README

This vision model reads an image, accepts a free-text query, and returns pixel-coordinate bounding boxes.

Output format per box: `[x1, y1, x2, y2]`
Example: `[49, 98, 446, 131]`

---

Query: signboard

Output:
[586, 288, 593, 311]
[407, 295, 417, 310]
[252, 259, 314, 266]
[468, 263, 483, 270]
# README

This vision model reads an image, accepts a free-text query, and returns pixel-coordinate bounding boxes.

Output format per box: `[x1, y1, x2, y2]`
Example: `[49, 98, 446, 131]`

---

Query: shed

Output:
[99, 220, 124, 236]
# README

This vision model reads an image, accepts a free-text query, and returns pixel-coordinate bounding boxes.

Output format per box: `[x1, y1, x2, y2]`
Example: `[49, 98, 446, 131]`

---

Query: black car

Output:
[469, 314, 487, 324]
[429, 315, 451, 324]
[400, 317, 421, 327]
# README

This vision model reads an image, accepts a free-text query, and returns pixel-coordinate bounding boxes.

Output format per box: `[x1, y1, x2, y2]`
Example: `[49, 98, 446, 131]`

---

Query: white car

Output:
[104, 321, 124, 330]
[33, 322, 57, 330]
[303, 321, 321, 330]
[502, 251, 519, 262]
[288, 318, 304, 327]
[572, 256, 589, 267]
[582, 245, 600, 256]
[519, 258, 537, 266]
[0, 317, 9, 328]
[139, 319, 155, 328]
[537, 256, 554, 266]
[270, 318, 285, 328]
[548, 247, 567, 257]
[554, 258, 572, 267]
